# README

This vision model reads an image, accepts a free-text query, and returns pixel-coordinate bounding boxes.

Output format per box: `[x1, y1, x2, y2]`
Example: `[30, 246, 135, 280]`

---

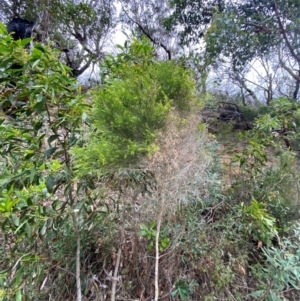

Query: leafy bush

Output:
[251, 223, 300, 300]
[240, 104, 272, 123]
[73, 37, 196, 173]
[234, 98, 300, 229]
[239, 199, 278, 245]
[154, 60, 195, 111]
[251, 152, 300, 230]
[171, 279, 198, 301]
[91, 67, 170, 165]
[0, 22, 89, 300]
[140, 221, 170, 251]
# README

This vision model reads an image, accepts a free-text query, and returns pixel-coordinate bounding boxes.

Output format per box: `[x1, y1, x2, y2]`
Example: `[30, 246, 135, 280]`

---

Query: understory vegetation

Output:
[1, 1, 300, 300]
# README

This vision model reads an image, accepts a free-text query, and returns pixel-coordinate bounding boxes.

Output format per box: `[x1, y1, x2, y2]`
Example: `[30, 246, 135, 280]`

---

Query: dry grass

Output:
[139, 110, 214, 221]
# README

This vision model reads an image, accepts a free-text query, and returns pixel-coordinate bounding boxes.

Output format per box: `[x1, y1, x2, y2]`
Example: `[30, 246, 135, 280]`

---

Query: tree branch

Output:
[244, 22, 282, 34]
[110, 196, 126, 301]
[121, 4, 172, 60]
[280, 61, 300, 82]
[73, 57, 94, 77]
[278, 55, 300, 83]
[293, 70, 300, 100]
[273, 3, 300, 63]
[233, 73, 259, 103]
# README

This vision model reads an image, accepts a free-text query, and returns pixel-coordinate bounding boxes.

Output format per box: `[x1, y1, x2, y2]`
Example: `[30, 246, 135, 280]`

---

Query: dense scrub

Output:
[1, 23, 300, 301]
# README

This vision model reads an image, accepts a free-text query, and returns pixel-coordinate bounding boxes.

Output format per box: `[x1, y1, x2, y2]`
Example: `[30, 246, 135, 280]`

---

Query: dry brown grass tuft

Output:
[139, 110, 214, 220]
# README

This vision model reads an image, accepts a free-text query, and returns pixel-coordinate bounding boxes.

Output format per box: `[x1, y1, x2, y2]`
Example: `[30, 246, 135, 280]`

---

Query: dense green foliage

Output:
[166, 0, 224, 43]
[0, 28, 198, 300]
[0, 0, 116, 77]
[73, 37, 195, 173]
[0, 23, 88, 300]
[1, 0, 300, 300]
[204, 0, 300, 102]
[205, 0, 300, 66]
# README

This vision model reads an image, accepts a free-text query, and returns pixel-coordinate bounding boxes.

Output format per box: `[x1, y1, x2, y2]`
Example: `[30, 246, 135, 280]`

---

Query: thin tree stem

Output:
[72, 212, 82, 301]
[155, 196, 164, 301]
[111, 202, 126, 301]
[111, 247, 122, 301]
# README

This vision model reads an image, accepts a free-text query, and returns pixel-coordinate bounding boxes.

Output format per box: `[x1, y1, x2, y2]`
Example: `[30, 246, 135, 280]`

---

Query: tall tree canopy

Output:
[165, 0, 224, 44]
[0, 0, 117, 77]
[203, 0, 300, 101]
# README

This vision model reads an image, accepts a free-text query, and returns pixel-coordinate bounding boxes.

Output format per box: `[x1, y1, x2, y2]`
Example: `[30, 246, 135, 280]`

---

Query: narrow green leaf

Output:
[20, 37, 32, 47]
[29, 169, 36, 184]
[46, 176, 55, 193]
[40, 222, 47, 236]
[140, 224, 148, 231]
[47, 135, 59, 146]
[15, 289, 22, 301]
[14, 221, 27, 234]
[34, 44, 46, 52]
[44, 147, 58, 158]
[25, 222, 32, 238]
[150, 221, 156, 229]
[11, 214, 20, 226]
[32, 58, 40, 68]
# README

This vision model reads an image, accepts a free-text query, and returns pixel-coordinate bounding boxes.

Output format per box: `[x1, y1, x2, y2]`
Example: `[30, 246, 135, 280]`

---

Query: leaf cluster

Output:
[140, 221, 170, 251]
[239, 199, 278, 245]
[251, 225, 300, 300]
[204, 0, 300, 70]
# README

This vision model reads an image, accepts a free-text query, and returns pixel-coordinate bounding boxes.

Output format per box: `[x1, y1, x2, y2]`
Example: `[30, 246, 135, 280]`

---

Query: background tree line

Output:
[1, 0, 299, 104]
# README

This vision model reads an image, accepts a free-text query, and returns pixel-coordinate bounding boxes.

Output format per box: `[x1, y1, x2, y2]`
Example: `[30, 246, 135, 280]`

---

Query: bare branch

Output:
[273, 3, 300, 63]
[234, 73, 259, 103]
[278, 49, 300, 82]
[244, 22, 282, 34]
[121, 2, 172, 60]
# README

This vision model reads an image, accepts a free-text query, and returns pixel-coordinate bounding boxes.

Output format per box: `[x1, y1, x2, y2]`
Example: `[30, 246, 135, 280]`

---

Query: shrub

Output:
[234, 98, 300, 230]
[154, 60, 196, 111]
[250, 152, 300, 231]
[0, 22, 89, 301]
[239, 199, 278, 245]
[73, 37, 196, 174]
[251, 223, 300, 300]
[240, 104, 272, 123]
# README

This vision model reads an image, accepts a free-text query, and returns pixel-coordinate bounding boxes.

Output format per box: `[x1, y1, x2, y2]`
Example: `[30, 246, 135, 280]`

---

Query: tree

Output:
[73, 36, 195, 172]
[237, 0, 300, 99]
[205, 0, 300, 102]
[165, 0, 224, 45]
[119, 0, 180, 60]
[0, 0, 117, 77]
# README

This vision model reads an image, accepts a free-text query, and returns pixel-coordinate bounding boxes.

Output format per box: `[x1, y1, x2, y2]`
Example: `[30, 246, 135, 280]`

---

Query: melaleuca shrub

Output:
[153, 60, 196, 111]
[73, 37, 196, 173]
